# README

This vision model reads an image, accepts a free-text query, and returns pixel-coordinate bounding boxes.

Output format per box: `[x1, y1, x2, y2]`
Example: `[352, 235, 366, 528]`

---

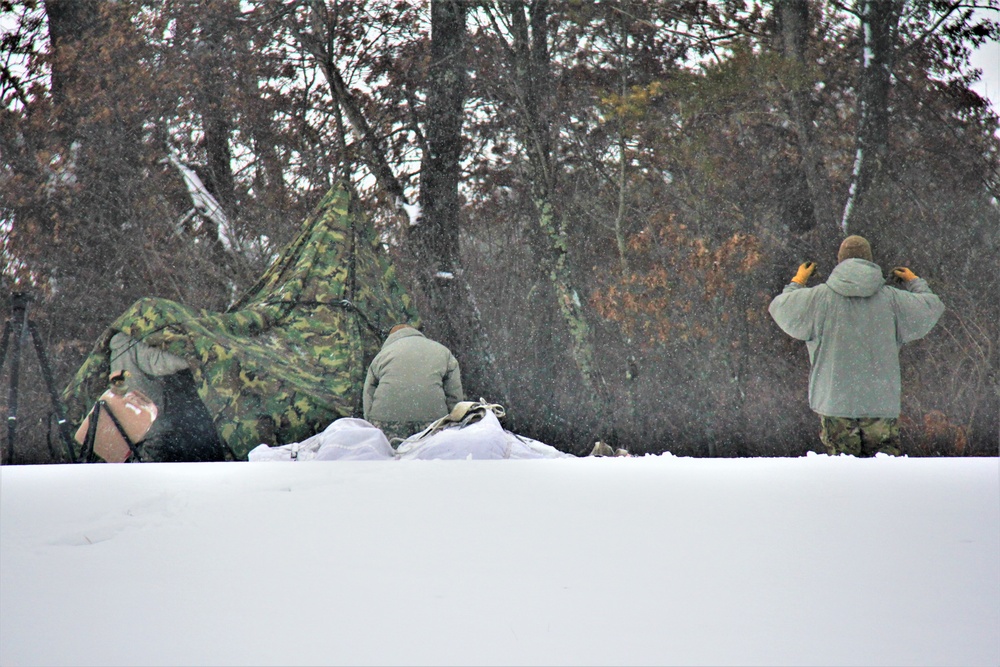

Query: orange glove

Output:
[893, 267, 918, 282]
[792, 262, 816, 285]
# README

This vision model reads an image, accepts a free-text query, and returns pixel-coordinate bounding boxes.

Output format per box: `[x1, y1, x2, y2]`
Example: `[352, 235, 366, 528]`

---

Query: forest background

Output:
[2, 0, 999, 462]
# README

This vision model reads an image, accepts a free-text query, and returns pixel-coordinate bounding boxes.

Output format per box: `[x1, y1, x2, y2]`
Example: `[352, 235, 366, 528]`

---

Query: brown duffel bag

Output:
[74, 372, 158, 463]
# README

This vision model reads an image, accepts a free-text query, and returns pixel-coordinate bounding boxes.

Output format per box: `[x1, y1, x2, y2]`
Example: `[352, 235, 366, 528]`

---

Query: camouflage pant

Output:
[819, 415, 900, 457]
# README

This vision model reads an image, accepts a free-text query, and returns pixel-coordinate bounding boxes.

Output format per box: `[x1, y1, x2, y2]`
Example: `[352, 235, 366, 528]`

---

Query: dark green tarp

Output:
[62, 184, 418, 460]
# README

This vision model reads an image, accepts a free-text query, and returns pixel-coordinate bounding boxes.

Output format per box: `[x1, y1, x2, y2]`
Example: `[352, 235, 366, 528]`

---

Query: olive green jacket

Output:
[363, 328, 463, 424]
[768, 258, 944, 418]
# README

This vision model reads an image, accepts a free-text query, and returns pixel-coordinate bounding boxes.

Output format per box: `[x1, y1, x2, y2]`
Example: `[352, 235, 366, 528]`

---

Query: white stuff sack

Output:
[396, 410, 570, 460]
[248, 418, 394, 461]
[249, 412, 569, 462]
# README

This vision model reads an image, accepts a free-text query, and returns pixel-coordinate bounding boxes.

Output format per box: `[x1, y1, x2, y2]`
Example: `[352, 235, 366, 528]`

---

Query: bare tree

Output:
[482, 1, 611, 444]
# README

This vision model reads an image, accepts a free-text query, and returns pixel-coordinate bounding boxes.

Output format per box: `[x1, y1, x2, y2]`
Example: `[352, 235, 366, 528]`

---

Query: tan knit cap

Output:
[837, 235, 873, 263]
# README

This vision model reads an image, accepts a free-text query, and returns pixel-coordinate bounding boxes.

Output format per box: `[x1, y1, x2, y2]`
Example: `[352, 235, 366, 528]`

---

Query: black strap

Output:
[80, 400, 143, 463]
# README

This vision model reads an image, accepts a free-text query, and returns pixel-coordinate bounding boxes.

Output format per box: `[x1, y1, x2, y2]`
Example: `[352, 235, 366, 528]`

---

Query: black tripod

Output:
[0, 292, 77, 464]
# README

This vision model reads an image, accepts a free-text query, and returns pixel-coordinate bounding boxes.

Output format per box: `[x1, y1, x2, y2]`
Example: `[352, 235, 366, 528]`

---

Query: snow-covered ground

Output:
[1, 454, 997, 666]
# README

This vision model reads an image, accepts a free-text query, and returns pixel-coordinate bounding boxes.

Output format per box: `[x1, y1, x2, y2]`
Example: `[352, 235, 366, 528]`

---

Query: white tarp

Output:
[248, 411, 571, 462]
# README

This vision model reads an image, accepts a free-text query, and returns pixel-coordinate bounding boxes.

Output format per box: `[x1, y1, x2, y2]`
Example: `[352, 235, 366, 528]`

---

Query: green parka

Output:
[363, 327, 463, 424]
[768, 258, 944, 418]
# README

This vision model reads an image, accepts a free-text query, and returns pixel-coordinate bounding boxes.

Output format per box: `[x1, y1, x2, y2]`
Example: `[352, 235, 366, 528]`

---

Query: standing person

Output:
[768, 235, 945, 456]
[363, 324, 464, 444]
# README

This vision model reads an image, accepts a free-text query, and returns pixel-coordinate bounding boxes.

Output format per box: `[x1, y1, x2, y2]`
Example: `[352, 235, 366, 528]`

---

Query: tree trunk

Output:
[412, 0, 512, 411]
[45, 0, 102, 128]
[840, 0, 903, 236]
[776, 0, 836, 233]
[42, 0, 146, 315]
[192, 3, 237, 215]
[190, 6, 250, 287]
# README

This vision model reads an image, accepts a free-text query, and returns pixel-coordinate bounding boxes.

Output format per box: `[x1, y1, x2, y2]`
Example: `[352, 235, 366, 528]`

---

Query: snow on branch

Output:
[399, 199, 423, 227]
[166, 147, 239, 253]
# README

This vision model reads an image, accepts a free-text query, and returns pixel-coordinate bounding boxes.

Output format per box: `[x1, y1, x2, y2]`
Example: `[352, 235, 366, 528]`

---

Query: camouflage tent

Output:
[62, 184, 418, 460]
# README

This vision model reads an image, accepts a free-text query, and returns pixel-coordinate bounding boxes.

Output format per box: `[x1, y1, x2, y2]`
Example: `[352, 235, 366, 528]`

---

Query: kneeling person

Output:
[768, 235, 944, 456]
[363, 324, 464, 444]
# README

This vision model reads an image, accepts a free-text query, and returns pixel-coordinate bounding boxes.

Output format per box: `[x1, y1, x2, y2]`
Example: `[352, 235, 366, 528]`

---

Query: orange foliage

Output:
[591, 216, 762, 347]
[900, 410, 968, 456]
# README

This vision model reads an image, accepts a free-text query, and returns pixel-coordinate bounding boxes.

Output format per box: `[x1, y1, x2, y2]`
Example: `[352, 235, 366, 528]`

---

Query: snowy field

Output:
[1, 454, 998, 667]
